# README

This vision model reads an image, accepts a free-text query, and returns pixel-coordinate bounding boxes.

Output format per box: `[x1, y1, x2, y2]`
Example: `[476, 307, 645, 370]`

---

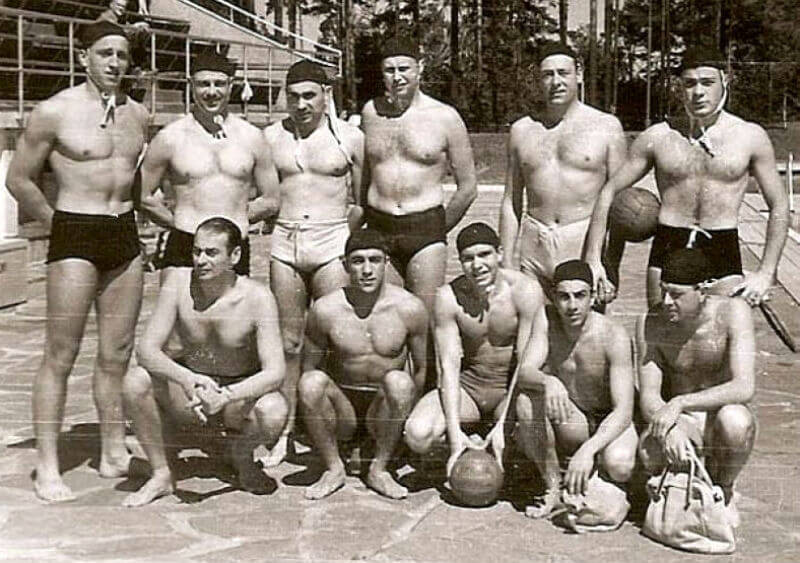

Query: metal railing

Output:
[0, 6, 339, 124]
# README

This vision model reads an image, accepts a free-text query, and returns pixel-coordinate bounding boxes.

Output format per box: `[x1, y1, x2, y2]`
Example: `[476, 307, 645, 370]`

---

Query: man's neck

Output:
[558, 311, 589, 341]
[195, 271, 237, 304]
[543, 98, 579, 126]
[344, 283, 384, 319]
[84, 77, 120, 101]
[293, 113, 328, 139]
[687, 109, 725, 135]
[389, 88, 421, 113]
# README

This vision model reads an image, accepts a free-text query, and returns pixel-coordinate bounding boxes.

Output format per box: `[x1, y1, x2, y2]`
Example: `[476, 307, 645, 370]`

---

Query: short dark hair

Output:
[196, 216, 242, 253]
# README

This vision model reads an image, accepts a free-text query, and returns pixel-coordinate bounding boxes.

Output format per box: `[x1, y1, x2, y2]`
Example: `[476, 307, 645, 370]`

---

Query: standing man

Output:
[637, 248, 756, 517]
[263, 59, 364, 466]
[516, 261, 636, 518]
[500, 44, 627, 298]
[123, 218, 288, 507]
[6, 20, 149, 502]
[584, 45, 789, 308]
[139, 51, 279, 276]
[298, 229, 428, 500]
[360, 36, 477, 314]
[404, 223, 547, 476]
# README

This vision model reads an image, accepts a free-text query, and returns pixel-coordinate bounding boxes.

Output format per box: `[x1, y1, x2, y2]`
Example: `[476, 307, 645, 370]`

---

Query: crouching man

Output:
[122, 217, 288, 507]
[516, 260, 637, 518]
[638, 248, 756, 520]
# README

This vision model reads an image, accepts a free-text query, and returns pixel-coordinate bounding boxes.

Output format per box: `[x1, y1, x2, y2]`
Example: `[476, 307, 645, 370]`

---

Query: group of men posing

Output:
[8, 18, 788, 531]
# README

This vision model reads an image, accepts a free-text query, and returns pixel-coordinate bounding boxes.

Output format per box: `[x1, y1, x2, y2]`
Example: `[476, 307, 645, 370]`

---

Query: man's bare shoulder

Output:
[509, 116, 538, 140]
[361, 99, 378, 119]
[310, 288, 346, 318]
[236, 276, 277, 306]
[152, 114, 192, 142]
[591, 311, 629, 344]
[262, 119, 286, 144]
[126, 97, 150, 125]
[420, 94, 466, 125]
[711, 295, 752, 329]
[339, 119, 365, 145]
[228, 114, 261, 138]
[504, 269, 544, 303]
[385, 284, 427, 322]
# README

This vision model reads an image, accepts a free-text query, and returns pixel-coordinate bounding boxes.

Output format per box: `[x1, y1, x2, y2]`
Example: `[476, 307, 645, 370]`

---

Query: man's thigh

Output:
[600, 423, 638, 470]
[311, 257, 349, 299]
[552, 400, 592, 456]
[407, 387, 483, 438]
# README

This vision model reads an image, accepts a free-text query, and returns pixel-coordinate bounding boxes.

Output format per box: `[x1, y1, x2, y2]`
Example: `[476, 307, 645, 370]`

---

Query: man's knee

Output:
[515, 390, 538, 420]
[602, 443, 636, 483]
[123, 366, 153, 404]
[404, 408, 438, 454]
[714, 405, 756, 448]
[98, 336, 135, 370]
[382, 370, 416, 405]
[45, 336, 82, 372]
[252, 392, 289, 430]
[298, 370, 330, 406]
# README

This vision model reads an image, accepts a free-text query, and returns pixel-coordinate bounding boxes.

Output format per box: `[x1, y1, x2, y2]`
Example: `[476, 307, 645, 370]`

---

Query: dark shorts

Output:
[47, 209, 140, 273]
[647, 224, 743, 278]
[157, 228, 251, 276]
[340, 383, 379, 440]
[363, 205, 446, 276]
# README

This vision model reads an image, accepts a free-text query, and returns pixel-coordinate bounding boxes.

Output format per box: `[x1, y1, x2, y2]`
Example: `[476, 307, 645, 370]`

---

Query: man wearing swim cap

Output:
[404, 222, 547, 477]
[123, 217, 287, 507]
[298, 229, 428, 500]
[360, 36, 477, 348]
[7, 20, 149, 502]
[263, 59, 364, 466]
[516, 260, 636, 518]
[139, 51, 279, 277]
[637, 248, 756, 520]
[584, 44, 789, 309]
[501, 43, 627, 299]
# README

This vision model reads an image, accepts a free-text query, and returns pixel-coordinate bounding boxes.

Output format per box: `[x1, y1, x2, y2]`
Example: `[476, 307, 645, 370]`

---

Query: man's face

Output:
[459, 243, 501, 291]
[553, 279, 593, 328]
[110, 0, 127, 17]
[345, 248, 387, 293]
[192, 229, 239, 280]
[681, 66, 726, 118]
[80, 35, 130, 92]
[382, 55, 421, 99]
[192, 70, 232, 114]
[661, 282, 703, 323]
[286, 81, 326, 127]
[539, 54, 578, 106]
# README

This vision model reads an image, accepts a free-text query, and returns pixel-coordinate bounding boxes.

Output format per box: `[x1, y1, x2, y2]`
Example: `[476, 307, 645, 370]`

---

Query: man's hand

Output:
[731, 270, 773, 307]
[544, 375, 572, 424]
[662, 425, 693, 467]
[649, 399, 683, 442]
[587, 260, 616, 305]
[198, 385, 232, 417]
[564, 444, 595, 495]
[180, 374, 221, 423]
[486, 423, 506, 471]
[446, 431, 481, 477]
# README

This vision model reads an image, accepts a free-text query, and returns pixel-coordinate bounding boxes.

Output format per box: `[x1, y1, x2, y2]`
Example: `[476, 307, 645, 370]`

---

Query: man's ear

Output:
[231, 245, 242, 266]
[77, 48, 89, 68]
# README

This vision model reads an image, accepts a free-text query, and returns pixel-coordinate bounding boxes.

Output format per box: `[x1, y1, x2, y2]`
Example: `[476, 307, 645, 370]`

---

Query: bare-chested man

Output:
[584, 45, 789, 308]
[405, 223, 547, 475]
[122, 217, 287, 507]
[638, 248, 756, 519]
[139, 51, 279, 276]
[516, 260, 636, 518]
[263, 60, 364, 466]
[360, 36, 477, 320]
[500, 44, 627, 299]
[298, 229, 428, 500]
[6, 21, 149, 502]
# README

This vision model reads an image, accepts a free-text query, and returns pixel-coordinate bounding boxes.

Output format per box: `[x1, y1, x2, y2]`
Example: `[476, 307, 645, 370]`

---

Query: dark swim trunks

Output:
[157, 228, 251, 276]
[363, 205, 446, 277]
[47, 209, 140, 272]
[648, 224, 743, 279]
[340, 383, 379, 441]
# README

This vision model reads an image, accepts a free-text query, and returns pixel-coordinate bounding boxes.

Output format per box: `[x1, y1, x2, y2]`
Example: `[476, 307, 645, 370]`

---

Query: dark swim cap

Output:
[345, 228, 389, 256]
[456, 222, 500, 254]
[286, 60, 330, 86]
[77, 20, 127, 48]
[552, 260, 593, 288]
[192, 52, 237, 77]
[382, 35, 420, 60]
[538, 43, 579, 64]
[678, 45, 726, 74]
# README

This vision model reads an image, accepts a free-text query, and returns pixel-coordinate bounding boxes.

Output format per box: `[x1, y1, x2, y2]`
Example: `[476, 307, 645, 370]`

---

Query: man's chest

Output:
[329, 311, 407, 357]
[170, 134, 255, 180]
[364, 115, 447, 164]
[57, 110, 144, 162]
[273, 132, 350, 178]
[517, 126, 607, 174]
[655, 132, 750, 182]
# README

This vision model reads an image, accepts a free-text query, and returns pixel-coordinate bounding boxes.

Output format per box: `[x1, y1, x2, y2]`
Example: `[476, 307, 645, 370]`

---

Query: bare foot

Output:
[34, 469, 76, 503]
[99, 452, 133, 478]
[366, 467, 408, 500]
[306, 468, 346, 500]
[122, 470, 174, 507]
[261, 434, 289, 469]
[525, 489, 562, 519]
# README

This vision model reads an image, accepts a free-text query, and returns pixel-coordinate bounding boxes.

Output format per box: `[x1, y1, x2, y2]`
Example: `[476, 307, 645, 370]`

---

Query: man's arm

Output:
[735, 124, 790, 303]
[515, 280, 548, 376]
[138, 130, 177, 229]
[443, 108, 477, 231]
[637, 315, 667, 422]
[6, 103, 59, 228]
[226, 286, 286, 401]
[583, 128, 656, 295]
[499, 126, 524, 268]
[346, 127, 366, 230]
[433, 288, 465, 452]
[248, 131, 281, 224]
[302, 302, 330, 373]
[403, 296, 429, 393]
[605, 116, 628, 178]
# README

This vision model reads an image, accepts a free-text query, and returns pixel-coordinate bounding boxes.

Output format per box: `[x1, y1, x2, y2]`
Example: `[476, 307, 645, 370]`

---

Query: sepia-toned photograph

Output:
[0, 0, 798, 560]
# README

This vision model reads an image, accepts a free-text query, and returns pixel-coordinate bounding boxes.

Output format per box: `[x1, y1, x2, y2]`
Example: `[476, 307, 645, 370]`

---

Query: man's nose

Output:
[663, 292, 674, 305]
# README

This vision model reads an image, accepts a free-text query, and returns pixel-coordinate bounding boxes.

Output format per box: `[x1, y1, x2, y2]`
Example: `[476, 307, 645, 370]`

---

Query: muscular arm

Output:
[581, 323, 634, 455]
[136, 273, 196, 388]
[346, 128, 366, 230]
[583, 128, 656, 279]
[748, 125, 789, 287]
[516, 281, 548, 380]
[248, 132, 280, 224]
[403, 296, 429, 392]
[434, 288, 465, 449]
[605, 117, 628, 178]
[499, 128, 524, 268]
[443, 109, 477, 231]
[670, 300, 756, 412]
[227, 288, 286, 401]
[6, 103, 59, 228]
[302, 303, 330, 373]
[637, 316, 667, 422]
[138, 130, 176, 229]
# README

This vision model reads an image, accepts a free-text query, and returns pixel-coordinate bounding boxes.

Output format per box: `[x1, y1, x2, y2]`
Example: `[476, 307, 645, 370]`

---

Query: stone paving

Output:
[1, 190, 799, 562]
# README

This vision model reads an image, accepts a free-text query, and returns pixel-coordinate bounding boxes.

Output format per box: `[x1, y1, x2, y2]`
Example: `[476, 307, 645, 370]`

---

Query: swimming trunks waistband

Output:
[47, 208, 140, 272]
